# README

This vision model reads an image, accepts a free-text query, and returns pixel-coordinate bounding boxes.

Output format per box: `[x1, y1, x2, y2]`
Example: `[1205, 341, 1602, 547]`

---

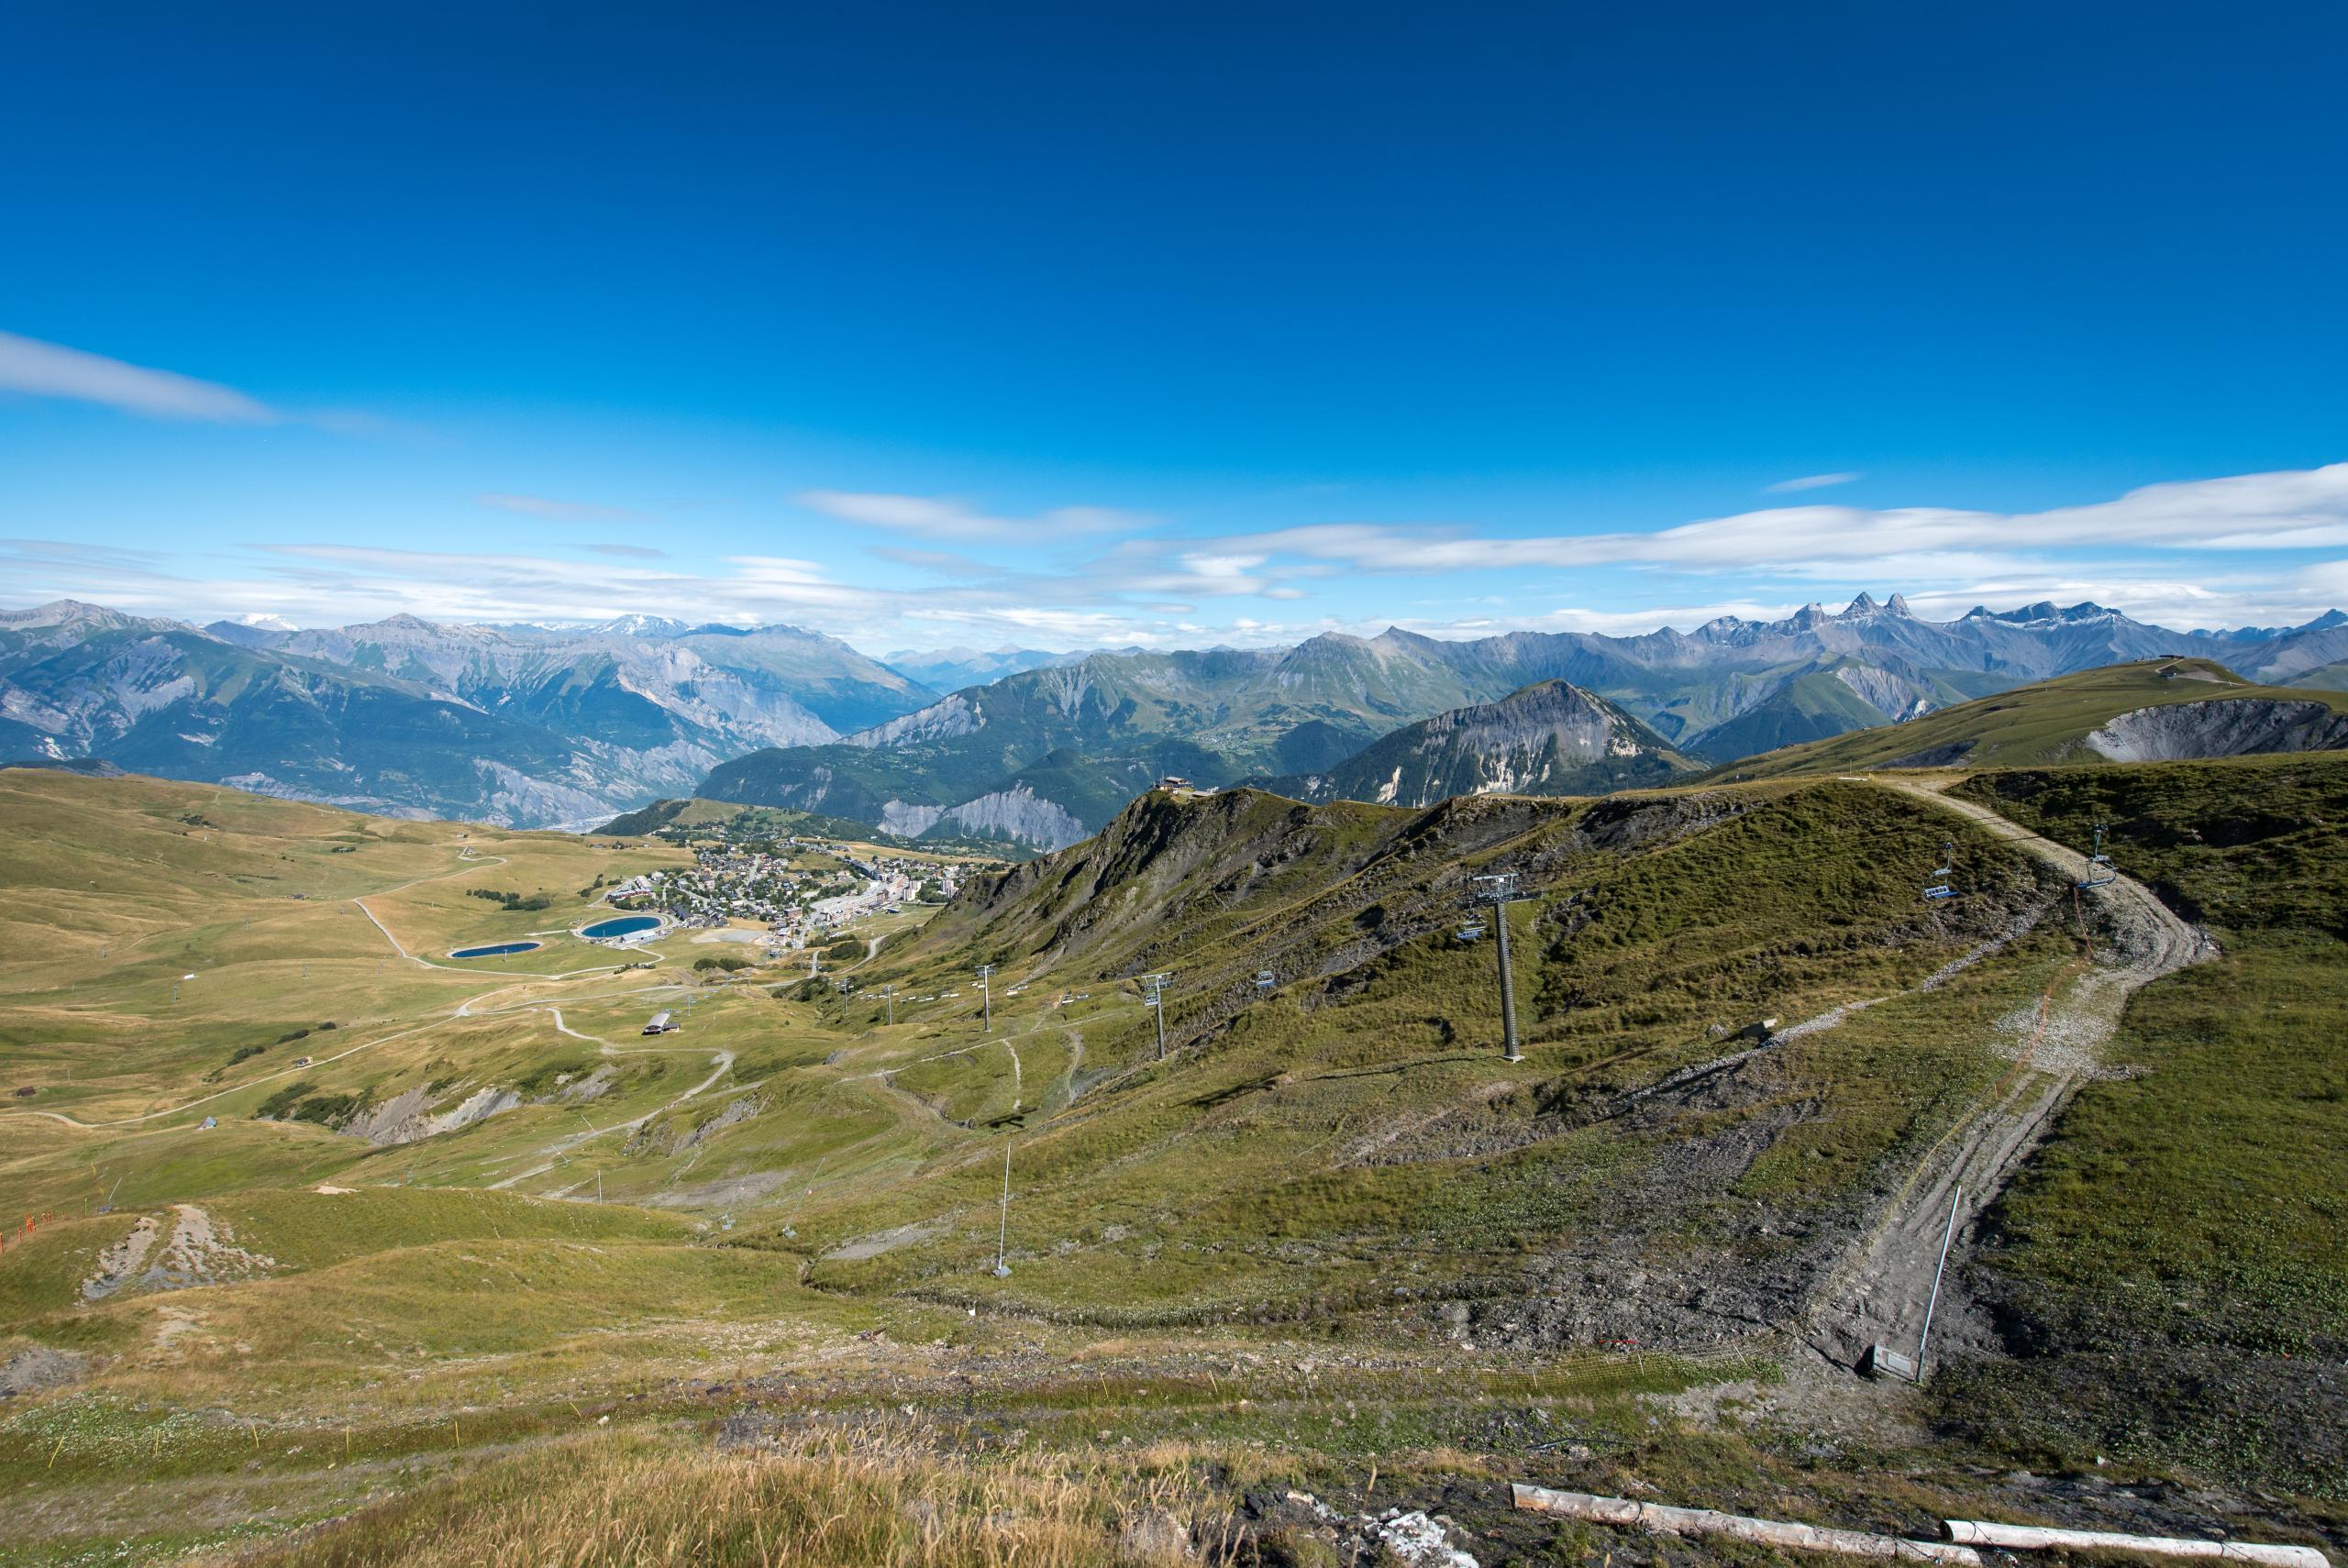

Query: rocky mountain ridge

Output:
[1257, 679, 1701, 807]
[0, 601, 934, 825]
[698, 594, 2348, 848]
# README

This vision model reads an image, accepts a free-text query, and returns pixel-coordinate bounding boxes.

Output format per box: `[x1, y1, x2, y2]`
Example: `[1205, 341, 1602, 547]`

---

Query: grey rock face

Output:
[2085, 698, 2348, 762]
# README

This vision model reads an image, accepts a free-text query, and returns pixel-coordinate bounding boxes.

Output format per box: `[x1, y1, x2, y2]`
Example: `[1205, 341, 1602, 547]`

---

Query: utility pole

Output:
[1142, 972, 1172, 1060]
[1471, 874, 1527, 1063]
[976, 965, 994, 1033]
[992, 1142, 1013, 1277]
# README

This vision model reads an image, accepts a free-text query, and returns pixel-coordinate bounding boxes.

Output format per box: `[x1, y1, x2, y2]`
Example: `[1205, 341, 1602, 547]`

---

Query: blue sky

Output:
[4, 1, 2345, 651]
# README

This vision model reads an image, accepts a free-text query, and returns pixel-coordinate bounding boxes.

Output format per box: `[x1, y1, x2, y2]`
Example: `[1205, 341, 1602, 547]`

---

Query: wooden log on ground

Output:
[1944, 1519, 2330, 1568]
[1512, 1484, 1980, 1564]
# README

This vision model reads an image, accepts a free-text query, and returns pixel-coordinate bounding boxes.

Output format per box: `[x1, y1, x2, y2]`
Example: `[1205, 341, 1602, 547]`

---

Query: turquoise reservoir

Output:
[449, 941, 542, 958]
[581, 915, 660, 939]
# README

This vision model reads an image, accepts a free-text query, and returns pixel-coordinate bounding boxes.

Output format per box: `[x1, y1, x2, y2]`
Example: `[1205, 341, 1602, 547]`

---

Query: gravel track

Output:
[1797, 778, 2215, 1375]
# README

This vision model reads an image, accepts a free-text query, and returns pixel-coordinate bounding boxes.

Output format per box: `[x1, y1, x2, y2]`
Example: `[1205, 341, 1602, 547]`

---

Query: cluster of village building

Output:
[604, 841, 968, 951]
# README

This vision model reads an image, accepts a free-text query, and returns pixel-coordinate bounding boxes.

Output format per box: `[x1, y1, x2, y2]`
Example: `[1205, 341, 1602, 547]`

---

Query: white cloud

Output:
[478, 493, 648, 523]
[1765, 471, 1861, 492]
[1231, 463, 2348, 574]
[0, 328, 275, 423]
[6, 464, 2346, 654]
[795, 490, 1147, 544]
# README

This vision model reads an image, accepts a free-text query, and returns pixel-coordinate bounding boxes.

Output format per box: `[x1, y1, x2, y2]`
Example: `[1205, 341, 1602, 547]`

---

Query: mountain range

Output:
[11, 592, 2348, 837]
[879, 645, 1102, 691]
[0, 602, 931, 825]
[696, 593, 2348, 848]
[1255, 679, 1701, 806]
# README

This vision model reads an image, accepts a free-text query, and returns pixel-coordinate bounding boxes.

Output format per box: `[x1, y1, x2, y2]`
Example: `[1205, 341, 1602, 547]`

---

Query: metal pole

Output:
[977, 966, 993, 1033]
[1473, 874, 1523, 1063]
[1916, 1182, 1963, 1377]
[1144, 975, 1170, 1060]
[992, 1143, 1012, 1276]
[1493, 900, 1522, 1063]
[884, 985, 894, 1025]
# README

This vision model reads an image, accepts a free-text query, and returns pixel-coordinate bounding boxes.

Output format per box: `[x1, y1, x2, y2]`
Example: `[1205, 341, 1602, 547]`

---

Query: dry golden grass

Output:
[215, 1426, 1214, 1568]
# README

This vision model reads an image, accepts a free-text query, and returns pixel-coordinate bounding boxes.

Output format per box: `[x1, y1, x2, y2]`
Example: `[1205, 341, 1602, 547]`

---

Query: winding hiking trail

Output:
[12, 850, 675, 1133]
[1797, 778, 2215, 1375]
[478, 1003, 739, 1192]
[485, 1042, 737, 1191]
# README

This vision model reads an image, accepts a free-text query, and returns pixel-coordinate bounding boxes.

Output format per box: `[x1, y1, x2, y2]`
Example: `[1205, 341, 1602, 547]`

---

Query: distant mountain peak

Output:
[1842, 592, 1881, 616]
[5, 598, 144, 627]
[593, 613, 693, 637]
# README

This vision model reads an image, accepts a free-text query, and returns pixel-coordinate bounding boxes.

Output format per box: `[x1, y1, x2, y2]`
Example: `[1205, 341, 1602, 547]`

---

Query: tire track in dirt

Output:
[1797, 778, 2215, 1376]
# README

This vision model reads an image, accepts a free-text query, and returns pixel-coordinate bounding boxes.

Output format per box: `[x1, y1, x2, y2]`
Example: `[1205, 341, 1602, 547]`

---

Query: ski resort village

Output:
[602, 832, 985, 950]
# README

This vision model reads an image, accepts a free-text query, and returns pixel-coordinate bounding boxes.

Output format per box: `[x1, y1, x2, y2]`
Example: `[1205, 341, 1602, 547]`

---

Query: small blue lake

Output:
[449, 941, 542, 959]
[581, 914, 661, 940]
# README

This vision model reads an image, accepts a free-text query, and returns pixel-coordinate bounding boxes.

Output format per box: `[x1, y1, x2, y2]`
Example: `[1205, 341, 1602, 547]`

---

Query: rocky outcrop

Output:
[934, 785, 1089, 849]
[1265, 680, 1700, 808]
[879, 800, 947, 837]
[2084, 698, 2348, 763]
[343, 1084, 522, 1145]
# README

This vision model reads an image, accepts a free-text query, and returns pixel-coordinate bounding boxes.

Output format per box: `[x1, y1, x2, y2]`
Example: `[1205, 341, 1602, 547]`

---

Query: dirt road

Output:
[1799, 778, 2214, 1375]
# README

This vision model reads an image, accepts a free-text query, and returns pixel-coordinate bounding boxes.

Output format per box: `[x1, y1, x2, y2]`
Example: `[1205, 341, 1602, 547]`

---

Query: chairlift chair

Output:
[2077, 821, 2117, 887]
[1456, 922, 1485, 942]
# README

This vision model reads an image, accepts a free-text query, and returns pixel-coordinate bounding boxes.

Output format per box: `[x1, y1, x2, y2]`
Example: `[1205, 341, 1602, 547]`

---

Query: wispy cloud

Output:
[1765, 470, 1861, 492]
[5, 465, 2344, 652]
[0, 328, 275, 423]
[1227, 464, 2348, 575]
[796, 490, 1147, 544]
[478, 492, 648, 523]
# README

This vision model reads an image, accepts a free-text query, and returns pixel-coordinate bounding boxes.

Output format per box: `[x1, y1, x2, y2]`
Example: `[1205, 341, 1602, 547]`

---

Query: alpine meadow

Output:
[5, 5, 2348, 1566]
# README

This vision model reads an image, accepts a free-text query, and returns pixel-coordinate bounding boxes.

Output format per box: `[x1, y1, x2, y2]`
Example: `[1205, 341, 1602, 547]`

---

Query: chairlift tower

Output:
[881, 983, 895, 1026]
[976, 965, 994, 1033]
[1470, 873, 1529, 1063]
[1142, 972, 1172, 1060]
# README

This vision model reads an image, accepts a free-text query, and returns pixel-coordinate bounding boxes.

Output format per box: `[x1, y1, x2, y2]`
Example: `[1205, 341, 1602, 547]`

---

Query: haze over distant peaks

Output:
[7, 593, 2348, 838]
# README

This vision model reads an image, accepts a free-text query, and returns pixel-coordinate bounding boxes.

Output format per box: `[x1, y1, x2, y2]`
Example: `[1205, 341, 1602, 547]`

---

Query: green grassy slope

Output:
[1937, 755, 2348, 1493]
[5, 764, 2343, 1563]
[753, 781, 2066, 1331]
[1686, 659, 1922, 761]
[595, 795, 908, 843]
[1716, 658, 2348, 778]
